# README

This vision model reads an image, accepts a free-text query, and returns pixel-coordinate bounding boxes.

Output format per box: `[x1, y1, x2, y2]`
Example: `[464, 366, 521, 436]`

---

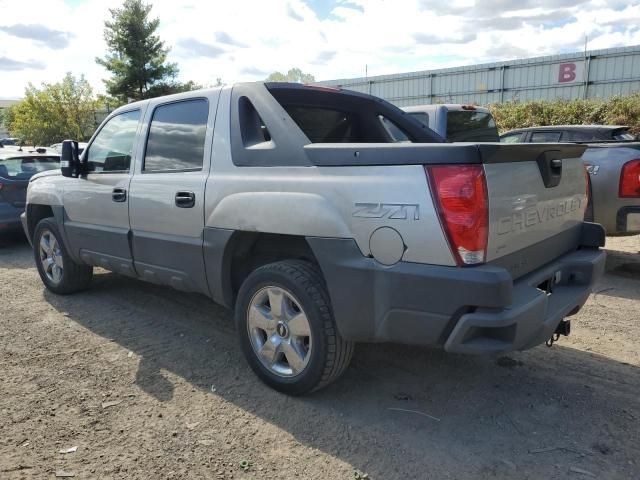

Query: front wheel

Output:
[33, 218, 92, 294]
[235, 260, 354, 395]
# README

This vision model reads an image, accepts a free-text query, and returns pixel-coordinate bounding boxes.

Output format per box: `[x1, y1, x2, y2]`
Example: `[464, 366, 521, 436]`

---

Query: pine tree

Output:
[96, 0, 179, 101]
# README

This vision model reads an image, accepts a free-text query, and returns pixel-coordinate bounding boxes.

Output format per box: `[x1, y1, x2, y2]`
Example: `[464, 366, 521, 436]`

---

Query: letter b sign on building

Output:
[556, 62, 584, 83]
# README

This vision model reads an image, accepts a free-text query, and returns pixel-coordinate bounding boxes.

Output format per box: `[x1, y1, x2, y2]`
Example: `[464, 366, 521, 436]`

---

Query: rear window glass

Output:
[379, 116, 411, 142]
[408, 112, 429, 127]
[563, 130, 601, 142]
[611, 129, 634, 141]
[283, 106, 358, 143]
[500, 133, 523, 143]
[0, 156, 59, 179]
[266, 86, 443, 144]
[446, 111, 499, 142]
[530, 131, 562, 142]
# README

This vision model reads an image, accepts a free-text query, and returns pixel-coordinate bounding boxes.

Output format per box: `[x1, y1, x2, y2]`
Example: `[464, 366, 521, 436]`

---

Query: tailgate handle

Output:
[536, 151, 563, 188]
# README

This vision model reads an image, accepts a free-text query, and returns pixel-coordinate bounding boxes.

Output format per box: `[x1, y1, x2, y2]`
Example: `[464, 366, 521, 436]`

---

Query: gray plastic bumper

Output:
[444, 248, 605, 354]
[308, 229, 606, 354]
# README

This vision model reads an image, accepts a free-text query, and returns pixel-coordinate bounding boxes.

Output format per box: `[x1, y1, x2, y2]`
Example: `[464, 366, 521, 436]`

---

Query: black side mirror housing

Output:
[60, 140, 80, 177]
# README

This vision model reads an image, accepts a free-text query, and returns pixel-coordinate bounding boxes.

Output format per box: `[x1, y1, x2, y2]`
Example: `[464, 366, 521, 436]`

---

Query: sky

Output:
[0, 0, 639, 99]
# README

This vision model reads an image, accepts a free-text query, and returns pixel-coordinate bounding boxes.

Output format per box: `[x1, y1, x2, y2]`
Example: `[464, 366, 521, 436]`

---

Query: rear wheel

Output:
[235, 260, 354, 395]
[33, 218, 92, 294]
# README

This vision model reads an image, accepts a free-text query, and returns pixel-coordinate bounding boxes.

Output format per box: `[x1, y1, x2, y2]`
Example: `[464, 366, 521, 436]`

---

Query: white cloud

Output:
[0, 0, 637, 98]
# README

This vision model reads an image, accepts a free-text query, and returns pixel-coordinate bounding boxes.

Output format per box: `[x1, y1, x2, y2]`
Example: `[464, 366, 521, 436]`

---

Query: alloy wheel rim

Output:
[39, 230, 64, 284]
[246, 286, 312, 377]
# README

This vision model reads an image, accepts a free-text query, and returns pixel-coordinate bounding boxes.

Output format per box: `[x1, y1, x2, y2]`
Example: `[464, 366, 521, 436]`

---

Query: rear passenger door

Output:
[128, 95, 218, 294]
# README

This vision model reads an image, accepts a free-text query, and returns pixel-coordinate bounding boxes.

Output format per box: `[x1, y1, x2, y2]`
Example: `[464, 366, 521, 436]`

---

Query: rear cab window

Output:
[379, 116, 411, 142]
[408, 112, 429, 127]
[610, 128, 635, 141]
[530, 131, 562, 142]
[500, 133, 523, 143]
[446, 111, 499, 142]
[265, 85, 439, 144]
[562, 130, 601, 142]
[284, 106, 357, 143]
[0, 156, 59, 179]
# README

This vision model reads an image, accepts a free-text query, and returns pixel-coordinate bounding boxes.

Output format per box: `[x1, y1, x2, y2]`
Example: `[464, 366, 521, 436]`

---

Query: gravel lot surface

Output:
[1, 232, 639, 479]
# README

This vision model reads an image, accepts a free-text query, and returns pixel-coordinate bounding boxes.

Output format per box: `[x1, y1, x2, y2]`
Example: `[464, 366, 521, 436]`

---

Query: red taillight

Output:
[619, 159, 640, 198]
[426, 164, 488, 265]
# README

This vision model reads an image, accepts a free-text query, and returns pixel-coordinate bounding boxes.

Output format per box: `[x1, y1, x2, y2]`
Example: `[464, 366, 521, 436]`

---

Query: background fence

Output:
[320, 45, 640, 107]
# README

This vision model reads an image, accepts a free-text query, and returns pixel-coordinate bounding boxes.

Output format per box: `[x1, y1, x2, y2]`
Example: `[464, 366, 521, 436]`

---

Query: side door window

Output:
[529, 131, 562, 143]
[143, 99, 209, 172]
[86, 110, 140, 173]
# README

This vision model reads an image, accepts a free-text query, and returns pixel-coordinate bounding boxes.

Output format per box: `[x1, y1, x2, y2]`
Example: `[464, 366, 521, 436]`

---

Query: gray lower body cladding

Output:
[307, 227, 606, 354]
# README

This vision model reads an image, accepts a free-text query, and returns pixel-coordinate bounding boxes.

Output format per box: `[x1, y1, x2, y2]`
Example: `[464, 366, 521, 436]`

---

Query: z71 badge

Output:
[353, 203, 420, 220]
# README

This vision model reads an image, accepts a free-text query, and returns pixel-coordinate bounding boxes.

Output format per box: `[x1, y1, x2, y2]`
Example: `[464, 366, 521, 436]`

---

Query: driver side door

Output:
[63, 108, 144, 276]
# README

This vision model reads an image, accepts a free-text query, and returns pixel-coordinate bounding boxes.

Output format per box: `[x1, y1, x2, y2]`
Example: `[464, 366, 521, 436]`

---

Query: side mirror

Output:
[60, 140, 80, 177]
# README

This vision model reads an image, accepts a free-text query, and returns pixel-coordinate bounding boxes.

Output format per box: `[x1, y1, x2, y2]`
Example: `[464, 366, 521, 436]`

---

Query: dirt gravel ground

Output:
[1, 232, 639, 480]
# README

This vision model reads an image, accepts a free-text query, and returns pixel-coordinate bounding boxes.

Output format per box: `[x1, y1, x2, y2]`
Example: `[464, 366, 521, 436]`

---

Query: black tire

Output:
[235, 260, 354, 395]
[33, 217, 92, 294]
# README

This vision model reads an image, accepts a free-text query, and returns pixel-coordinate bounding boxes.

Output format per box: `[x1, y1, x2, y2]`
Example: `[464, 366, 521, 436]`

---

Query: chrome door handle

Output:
[112, 188, 127, 202]
[175, 191, 195, 208]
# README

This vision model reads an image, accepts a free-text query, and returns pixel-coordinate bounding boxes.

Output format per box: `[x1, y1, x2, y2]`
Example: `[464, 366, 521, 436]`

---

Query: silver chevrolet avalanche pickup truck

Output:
[22, 83, 606, 395]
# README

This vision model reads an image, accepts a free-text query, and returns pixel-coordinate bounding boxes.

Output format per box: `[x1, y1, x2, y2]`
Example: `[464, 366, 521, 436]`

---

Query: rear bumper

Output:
[307, 223, 606, 354]
[444, 248, 605, 353]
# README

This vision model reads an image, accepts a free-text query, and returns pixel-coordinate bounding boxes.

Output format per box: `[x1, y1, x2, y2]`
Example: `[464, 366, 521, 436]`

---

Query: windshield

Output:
[446, 111, 499, 142]
[0, 156, 59, 179]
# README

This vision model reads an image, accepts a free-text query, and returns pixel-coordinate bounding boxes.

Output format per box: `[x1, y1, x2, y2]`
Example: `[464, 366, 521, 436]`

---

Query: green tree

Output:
[96, 0, 192, 101]
[266, 68, 316, 83]
[5, 73, 99, 145]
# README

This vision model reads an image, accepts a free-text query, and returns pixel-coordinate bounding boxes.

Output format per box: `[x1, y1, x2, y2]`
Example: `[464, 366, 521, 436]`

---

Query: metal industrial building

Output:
[321, 45, 640, 107]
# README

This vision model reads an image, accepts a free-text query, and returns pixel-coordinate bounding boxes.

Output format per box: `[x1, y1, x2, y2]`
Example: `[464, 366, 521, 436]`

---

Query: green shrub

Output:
[488, 94, 640, 136]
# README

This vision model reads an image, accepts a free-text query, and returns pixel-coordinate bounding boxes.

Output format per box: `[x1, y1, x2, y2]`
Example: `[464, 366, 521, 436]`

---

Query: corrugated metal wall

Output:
[320, 45, 640, 107]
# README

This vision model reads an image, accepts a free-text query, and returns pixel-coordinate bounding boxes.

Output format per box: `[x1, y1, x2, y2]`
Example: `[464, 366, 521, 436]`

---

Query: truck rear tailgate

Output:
[479, 144, 588, 278]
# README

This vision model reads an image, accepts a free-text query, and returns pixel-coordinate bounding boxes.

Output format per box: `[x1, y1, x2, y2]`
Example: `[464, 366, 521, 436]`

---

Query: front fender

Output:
[27, 174, 65, 208]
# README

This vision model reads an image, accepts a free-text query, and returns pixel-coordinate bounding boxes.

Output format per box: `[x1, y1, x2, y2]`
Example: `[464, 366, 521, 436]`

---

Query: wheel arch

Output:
[26, 204, 55, 242]
[204, 228, 320, 309]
